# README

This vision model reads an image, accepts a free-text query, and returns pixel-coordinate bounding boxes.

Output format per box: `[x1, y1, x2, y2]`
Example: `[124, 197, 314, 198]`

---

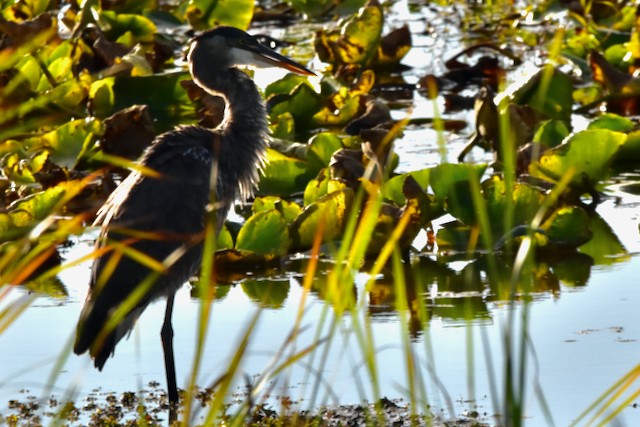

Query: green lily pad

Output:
[306, 132, 344, 173]
[24, 276, 68, 298]
[382, 168, 431, 206]
[259, 148, 315, 196]
[303, 169, 348, 205]
[236, 209, 290, 256]
[213, 248, 280, 266]
[314, 0, 383, 66]
[100, 11, 157, 45]
[252, 196, 302, 223]
[511, 66, 574, 122]
[111, 72, 192, 130]
[616, 130, 640, 162]
[184, 0, 254, 30]
[270, 112, 296, 141]
[484, 176, 544, 237]
[0, 181, 84, 241]
[533, 119, 570, 148]
[541, 206, 592, 247]
[587, 113, 635, 132]
[291, 188, 354, 250]
[265, 74, 311, 98]
[36, 118, 102, 169]
[531, 129, 626, 193]
[216, 224, 234, 250]
[268, 81, 323, 130]
[430, 163, 487, 226]
[311, 90, 362, 127]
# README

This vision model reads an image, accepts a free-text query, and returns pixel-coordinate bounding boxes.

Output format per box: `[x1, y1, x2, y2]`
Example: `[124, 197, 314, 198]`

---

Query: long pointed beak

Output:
[249, 42, 315, 76]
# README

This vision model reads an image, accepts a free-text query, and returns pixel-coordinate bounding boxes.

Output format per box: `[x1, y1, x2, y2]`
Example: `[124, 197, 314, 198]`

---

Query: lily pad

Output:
[530, 129, 626, 194]
[303, 169, 348, 205]
[511, 66, 574, 123]
[382, 168, 431, 206]
[37, 118, 102, 169]
[587, 113, 634, 132]
[541, 206, 592, 248]
[430, 163, 487, 226]
[235, 209, 290, 256]
[183, 0, 254, 30]
[306, 132, 344, 172]
[268, 81, 323, 130]
[314, 0, 383, 67]
[252, 196, 302, 223]
[99, 11, 157, 45]
[259, 148, 315, 196]
[291, 188, 354, 250]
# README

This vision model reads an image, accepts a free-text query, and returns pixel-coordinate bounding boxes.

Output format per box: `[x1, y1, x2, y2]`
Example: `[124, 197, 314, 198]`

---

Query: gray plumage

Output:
[73, 26, 313, 417]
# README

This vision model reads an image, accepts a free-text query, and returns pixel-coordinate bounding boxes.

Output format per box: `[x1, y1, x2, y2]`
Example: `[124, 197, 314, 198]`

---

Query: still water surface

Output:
[1, 178, 640, 426]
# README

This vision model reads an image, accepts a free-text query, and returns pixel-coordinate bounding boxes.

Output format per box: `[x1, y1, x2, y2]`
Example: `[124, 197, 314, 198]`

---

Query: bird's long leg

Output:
[161, 294, 178, 423]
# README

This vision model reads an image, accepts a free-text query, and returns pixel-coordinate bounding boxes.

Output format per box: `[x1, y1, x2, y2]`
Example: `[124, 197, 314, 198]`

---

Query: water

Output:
[2, 192, 640, 425]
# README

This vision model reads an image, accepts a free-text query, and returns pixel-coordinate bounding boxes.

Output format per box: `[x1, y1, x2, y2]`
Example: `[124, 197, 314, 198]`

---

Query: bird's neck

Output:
[191, 65, 268, 201]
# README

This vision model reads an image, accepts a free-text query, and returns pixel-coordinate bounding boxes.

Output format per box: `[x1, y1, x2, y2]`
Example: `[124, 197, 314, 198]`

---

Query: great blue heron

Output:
[73, 26, 314, 420]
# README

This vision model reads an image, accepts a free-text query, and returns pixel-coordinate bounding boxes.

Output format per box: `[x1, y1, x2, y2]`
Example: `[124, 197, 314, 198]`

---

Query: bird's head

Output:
[187, 26, 314, 76]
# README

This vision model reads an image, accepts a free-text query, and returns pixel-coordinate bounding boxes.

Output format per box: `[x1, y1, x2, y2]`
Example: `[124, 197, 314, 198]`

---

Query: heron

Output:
[73, 26, 314, 420]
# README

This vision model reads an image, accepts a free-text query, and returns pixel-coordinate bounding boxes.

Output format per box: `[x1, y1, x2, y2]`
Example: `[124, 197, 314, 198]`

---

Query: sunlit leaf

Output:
[8, 185, 67, 227]
[252, 196, 302, 223]
[217, 224, 234, 250]
[531, 129, 626, 193]
[303, 169, 347, 205]
[311, 91, 362, 127]
[587, 113, 634, 132]
[236, 209, 289, 256]
[511, 66, 574, 122]
[23, 276, 67, 298]
[291, 188, 354, 250]
[184, 0, 254, 30]
[314, 0, 383, 66]
[36, 118, 102, 169]
[213, 248, 279, 266]
[616, 130, 640, 161]
[259, 148, 315, 196]
[268, 81, 323, 130]
[265, 74, 310, 98]
[484, 176, 544, 236]
[270, 112, 296, 140]
[100, 11, 157, 45]
[541, 206, 592, 248]
[0, 14, 57, 73]
[90, 78, 116, 117]
[373, 25, 411, 68]
[533, 119, 570, 148]
[306, 132, 344, 172]
[382, 168, 431, 206]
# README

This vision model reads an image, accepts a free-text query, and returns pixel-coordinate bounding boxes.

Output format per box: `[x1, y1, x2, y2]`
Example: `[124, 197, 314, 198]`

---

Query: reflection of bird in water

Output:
[73, 26, 314, 419]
